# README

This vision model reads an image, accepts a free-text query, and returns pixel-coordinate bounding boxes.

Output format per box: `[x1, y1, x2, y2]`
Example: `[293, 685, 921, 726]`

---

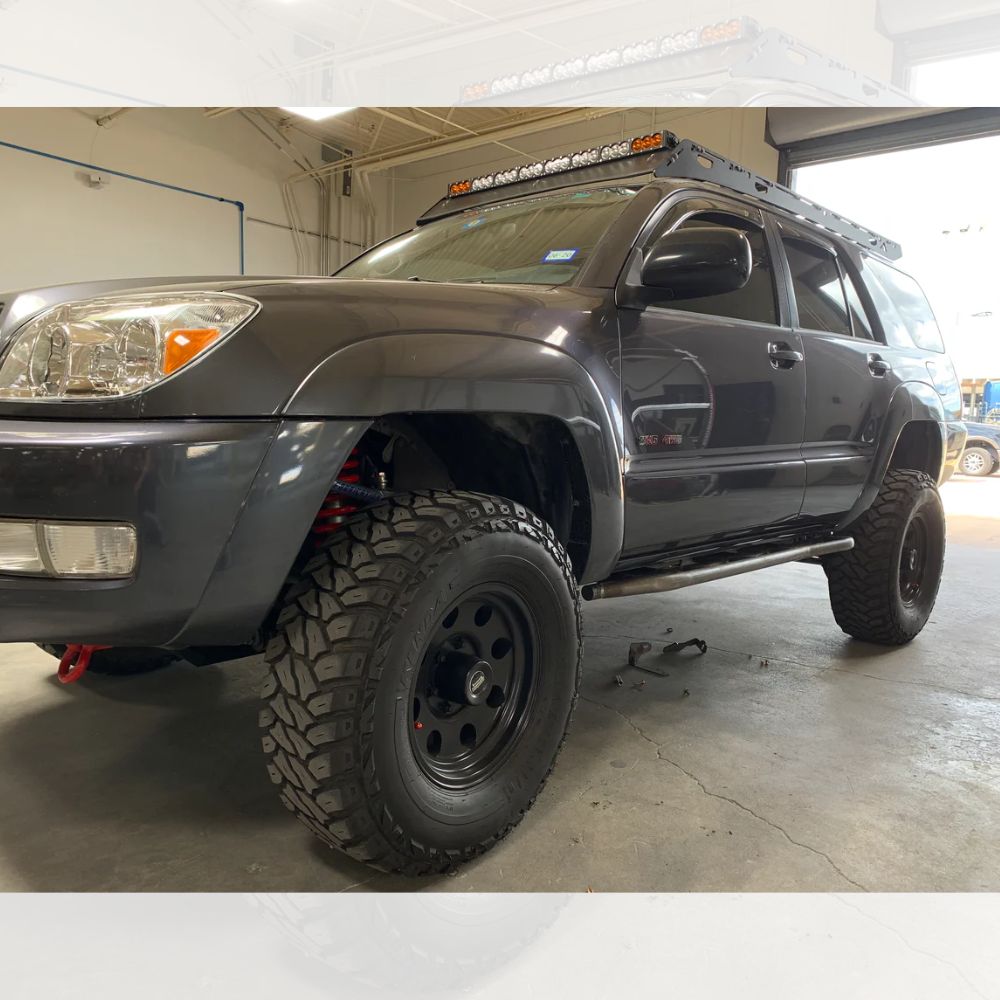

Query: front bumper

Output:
[0, 417, 366, 647]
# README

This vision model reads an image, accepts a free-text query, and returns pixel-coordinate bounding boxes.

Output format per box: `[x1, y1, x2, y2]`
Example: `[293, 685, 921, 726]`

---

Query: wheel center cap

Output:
[464, 661, 493, 705]
[436, 650, 494, 706]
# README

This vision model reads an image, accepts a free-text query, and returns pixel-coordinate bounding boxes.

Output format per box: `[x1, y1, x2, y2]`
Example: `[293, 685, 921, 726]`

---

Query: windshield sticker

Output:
[462, 217, 484, 230]
[543, 249, 579, 263]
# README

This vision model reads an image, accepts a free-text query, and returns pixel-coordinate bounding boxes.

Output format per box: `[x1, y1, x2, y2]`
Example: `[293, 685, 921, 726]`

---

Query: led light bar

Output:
[460, 18, 758, 102]
[447, 132, 673, 199]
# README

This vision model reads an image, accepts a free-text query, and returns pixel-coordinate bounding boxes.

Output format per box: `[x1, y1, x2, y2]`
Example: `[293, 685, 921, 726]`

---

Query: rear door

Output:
[772, 220, 894, 518]
[618, 194, 807, 560]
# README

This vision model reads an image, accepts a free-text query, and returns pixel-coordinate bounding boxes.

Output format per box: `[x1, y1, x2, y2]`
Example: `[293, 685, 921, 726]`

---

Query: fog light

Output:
[0, 521, 46, 574]
[0, 520, 137, 578]
[42, 523, 137, 577]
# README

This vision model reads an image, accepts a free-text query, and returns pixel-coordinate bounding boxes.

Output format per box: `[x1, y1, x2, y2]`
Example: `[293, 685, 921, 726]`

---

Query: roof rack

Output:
[417, 132, 901, 260]
[656, 140, 902, 260]
[418, 131, 681, 223]
[458, 21, 917, 110]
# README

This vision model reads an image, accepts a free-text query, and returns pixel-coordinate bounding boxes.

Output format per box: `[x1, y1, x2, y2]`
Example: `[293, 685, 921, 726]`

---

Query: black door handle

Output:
[868, 354, 892, 377]
[768, 342, 804, 369]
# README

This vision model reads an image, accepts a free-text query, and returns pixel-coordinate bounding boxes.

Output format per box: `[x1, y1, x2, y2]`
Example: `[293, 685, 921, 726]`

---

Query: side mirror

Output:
[640, 226, 752, 301]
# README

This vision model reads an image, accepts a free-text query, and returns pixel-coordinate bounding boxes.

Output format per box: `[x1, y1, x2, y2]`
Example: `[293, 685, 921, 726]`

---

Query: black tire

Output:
[823, 469, 945, 645]
[37, 644, 178, 675]
[959, 447, 995, 477]
[260, 491, 581, 875]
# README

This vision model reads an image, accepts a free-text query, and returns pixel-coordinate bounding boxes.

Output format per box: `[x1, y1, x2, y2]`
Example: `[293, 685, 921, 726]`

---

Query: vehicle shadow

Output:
[0, 658, 444, 891]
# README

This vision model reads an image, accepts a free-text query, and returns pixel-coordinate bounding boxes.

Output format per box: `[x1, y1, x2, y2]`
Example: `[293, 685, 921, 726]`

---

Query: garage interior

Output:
[0, 105, 997, 891]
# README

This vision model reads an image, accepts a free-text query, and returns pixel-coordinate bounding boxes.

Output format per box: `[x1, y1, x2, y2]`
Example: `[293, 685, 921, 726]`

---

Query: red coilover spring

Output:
[313, 447, 362, 535]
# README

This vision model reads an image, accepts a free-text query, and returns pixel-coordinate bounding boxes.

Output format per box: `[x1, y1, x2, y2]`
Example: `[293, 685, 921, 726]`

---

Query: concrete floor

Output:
[1, 476, 997, 892]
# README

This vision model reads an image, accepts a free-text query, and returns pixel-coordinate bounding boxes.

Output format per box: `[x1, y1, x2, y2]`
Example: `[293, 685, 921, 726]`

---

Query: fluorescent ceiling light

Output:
[280, 107, 355, 122]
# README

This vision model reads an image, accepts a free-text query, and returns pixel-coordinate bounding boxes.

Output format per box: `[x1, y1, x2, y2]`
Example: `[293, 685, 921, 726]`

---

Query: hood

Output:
[964, 421, 1000, 442]
[0, 276, 612, 421]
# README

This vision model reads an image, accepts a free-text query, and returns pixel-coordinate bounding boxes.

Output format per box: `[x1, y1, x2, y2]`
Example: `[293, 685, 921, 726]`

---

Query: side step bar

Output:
[581, 538, 854, 602]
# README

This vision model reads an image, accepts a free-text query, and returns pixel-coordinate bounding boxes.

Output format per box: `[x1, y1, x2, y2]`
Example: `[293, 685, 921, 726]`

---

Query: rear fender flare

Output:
[838, 380, 946, 529]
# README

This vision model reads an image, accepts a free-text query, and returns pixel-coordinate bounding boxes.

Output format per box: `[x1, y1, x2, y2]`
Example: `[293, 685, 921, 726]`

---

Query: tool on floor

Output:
[57, 645, 111, 684]
[663, 638, 708, 655]
[630, 636, 709, 677]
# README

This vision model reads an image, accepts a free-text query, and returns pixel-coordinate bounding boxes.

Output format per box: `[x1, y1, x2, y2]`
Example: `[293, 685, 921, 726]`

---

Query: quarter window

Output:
[782, 237, 852, 336]
[650, 213, 778, 326]
[859, 256, 945, 353]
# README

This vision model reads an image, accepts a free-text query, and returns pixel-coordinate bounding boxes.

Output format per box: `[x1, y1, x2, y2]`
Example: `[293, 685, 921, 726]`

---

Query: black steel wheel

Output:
[410, 588, 536, 789]
[824, 469, 945, 645]
[898, 516, 929, 606]
[260, 491, 581, 875]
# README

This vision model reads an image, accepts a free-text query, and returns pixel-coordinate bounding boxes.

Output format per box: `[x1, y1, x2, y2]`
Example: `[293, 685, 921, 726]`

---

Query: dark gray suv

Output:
[0, 132, 966, 874]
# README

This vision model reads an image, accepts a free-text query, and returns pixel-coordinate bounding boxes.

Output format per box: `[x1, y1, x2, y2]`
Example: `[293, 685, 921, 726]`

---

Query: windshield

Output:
[337, 187, 639, 285]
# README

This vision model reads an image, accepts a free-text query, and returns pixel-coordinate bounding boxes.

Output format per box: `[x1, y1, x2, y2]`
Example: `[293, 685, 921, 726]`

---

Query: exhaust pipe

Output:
[582, 537, 854, 602]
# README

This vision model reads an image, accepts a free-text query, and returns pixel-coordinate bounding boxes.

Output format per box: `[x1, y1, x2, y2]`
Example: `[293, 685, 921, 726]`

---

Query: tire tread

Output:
[260, 490, 581, 876]
[824, 469, 944, 646]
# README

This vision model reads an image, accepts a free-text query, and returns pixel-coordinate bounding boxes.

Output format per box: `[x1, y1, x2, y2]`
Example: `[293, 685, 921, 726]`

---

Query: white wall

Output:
[386, 108, 779, 234]
[0, 108, 359, 290]
[0, 108, 776, 288]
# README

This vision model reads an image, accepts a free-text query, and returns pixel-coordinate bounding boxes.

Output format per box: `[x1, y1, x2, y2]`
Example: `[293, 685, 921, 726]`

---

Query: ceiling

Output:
[252, 107, 565, 158]
[203, 106, 621, 178]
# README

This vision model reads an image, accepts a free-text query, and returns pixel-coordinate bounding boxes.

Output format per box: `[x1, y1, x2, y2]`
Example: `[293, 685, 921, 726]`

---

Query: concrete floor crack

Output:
[580, 694, 869, 892]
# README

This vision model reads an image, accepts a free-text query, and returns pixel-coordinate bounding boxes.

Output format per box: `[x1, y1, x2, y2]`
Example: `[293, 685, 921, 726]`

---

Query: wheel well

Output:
[357, 413, 593, 580]
[965, 439, 999, 461]
[888, 421, 944, 480]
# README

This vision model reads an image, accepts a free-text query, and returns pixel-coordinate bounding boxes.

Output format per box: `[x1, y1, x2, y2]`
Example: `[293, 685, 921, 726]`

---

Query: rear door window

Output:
[843, 272, 876, 340]
[781, 236, 852, 336]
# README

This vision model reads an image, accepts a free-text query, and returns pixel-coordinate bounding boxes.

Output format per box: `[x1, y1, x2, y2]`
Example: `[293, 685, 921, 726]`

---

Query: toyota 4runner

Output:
[0, 132, 966, 874]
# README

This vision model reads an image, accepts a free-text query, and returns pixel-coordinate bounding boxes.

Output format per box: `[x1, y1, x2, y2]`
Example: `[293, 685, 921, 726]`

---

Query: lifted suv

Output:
[0, 132, 966, 874]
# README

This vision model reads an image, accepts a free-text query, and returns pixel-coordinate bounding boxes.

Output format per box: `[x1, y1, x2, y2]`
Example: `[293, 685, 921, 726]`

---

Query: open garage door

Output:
[769, 107, 1000, 174]
[879, 1, 1000, 100]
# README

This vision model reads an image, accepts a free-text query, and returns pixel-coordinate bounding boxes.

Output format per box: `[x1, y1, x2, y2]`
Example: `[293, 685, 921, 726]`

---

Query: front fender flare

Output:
[285, 332, 625, 583]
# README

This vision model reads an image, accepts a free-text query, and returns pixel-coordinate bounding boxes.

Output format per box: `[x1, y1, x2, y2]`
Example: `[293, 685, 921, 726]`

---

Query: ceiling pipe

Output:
[286, 107, 620, 183]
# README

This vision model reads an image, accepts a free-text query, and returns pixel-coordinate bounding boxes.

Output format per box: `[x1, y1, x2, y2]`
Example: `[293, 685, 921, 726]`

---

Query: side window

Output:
[649, 212, 779, 326]
[781, 236, 852, 336]
[859, 256, 945, 353]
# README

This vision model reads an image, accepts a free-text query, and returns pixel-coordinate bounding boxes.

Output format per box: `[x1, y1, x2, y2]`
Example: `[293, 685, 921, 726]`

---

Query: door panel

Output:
[798, 332, 892, 517]
[775, 223, 891, 518]
[620, 308, 807, 557]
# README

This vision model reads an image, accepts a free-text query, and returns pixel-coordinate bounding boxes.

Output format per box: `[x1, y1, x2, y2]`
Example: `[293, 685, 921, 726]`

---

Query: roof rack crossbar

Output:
[654, 140, 902, 260]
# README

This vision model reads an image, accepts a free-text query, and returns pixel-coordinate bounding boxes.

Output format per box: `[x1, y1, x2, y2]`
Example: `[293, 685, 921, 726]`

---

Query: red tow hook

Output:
[57, 645, 111, 685]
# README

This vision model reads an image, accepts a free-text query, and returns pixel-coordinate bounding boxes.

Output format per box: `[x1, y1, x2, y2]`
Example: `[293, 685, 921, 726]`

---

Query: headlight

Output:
[0, 292, 259, 399]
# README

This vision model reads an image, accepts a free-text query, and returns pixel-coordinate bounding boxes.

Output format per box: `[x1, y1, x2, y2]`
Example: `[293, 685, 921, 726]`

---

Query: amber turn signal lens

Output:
[163, 327, 221, 374]
[449, 180, 473, 197]
[631, 132, 664, 153]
